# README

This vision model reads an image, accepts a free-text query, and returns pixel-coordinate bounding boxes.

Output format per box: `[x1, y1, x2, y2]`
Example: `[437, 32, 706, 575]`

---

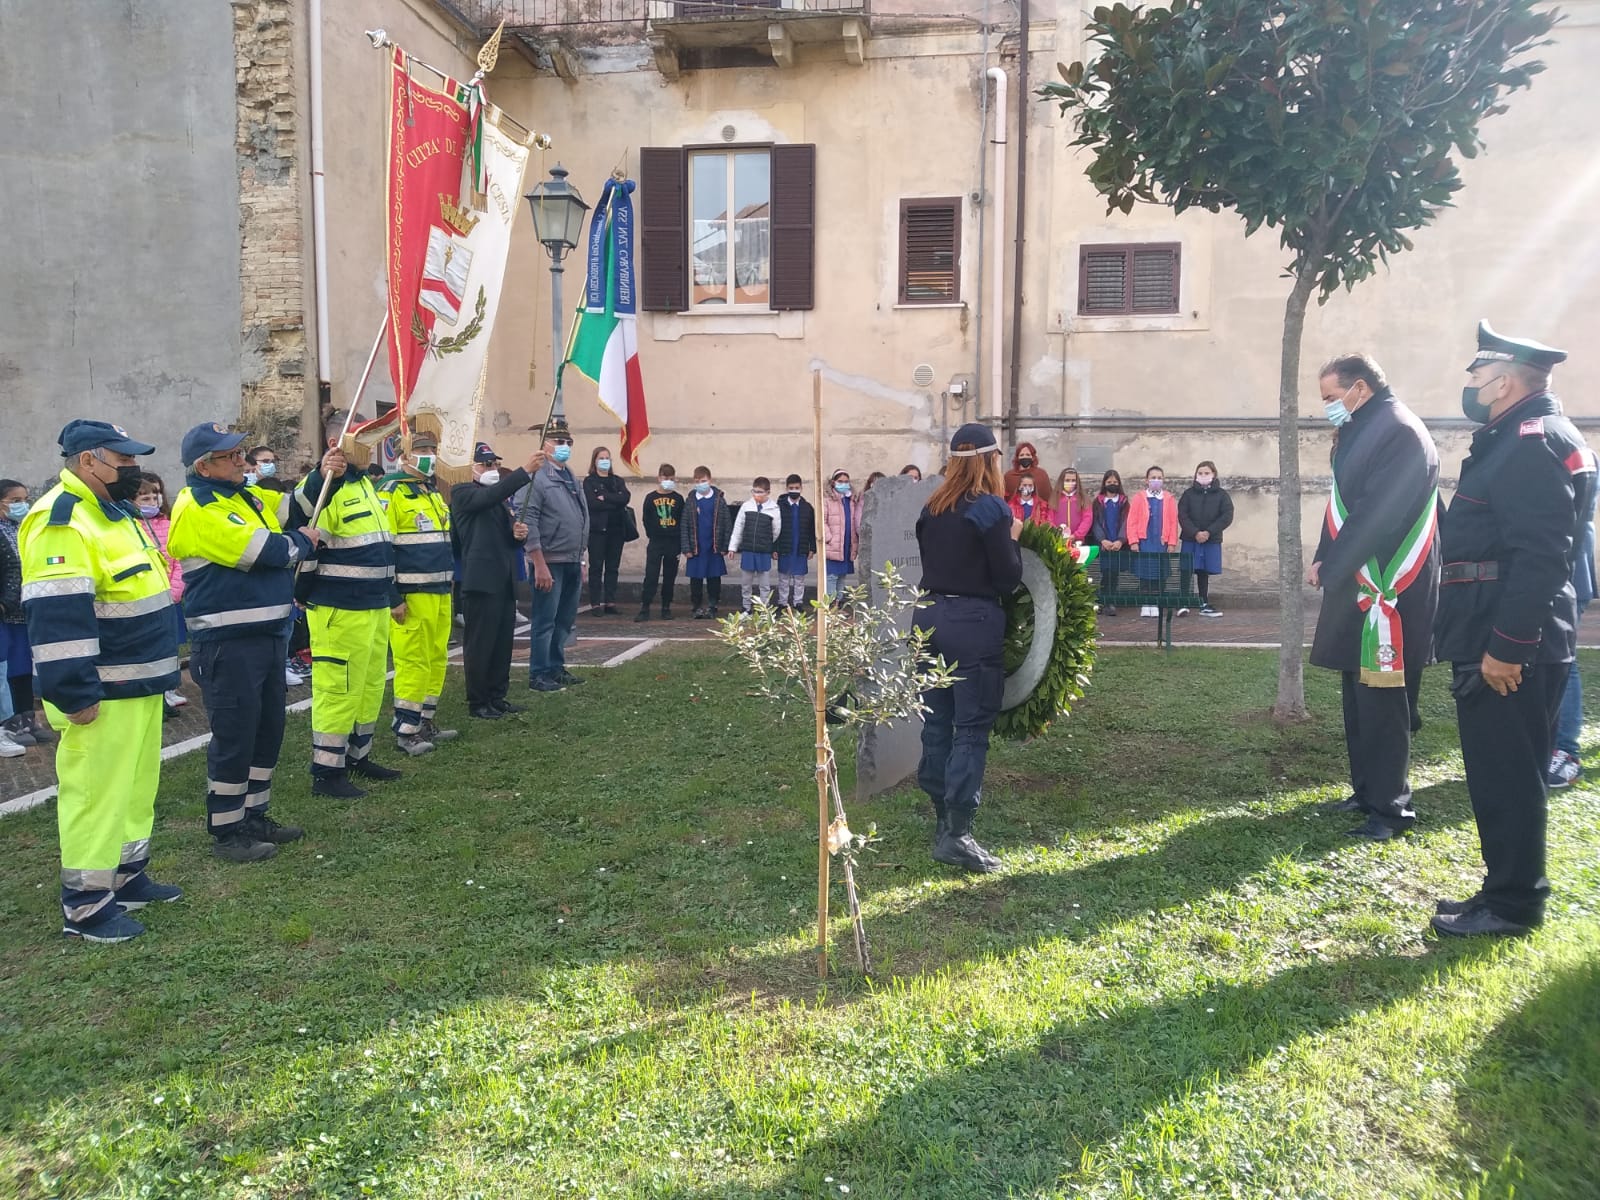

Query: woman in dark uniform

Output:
[915, 423, 1024, 873]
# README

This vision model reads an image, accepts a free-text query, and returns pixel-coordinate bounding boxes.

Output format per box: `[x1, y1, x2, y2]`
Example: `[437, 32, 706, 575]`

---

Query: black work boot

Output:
[350, 757, 402, 782]
[212, 832, 278, 863]
[312, 771, 368, 800]
[931, 801, 949, 848]
[242, 811, 305, 844]
[933, 807, 1001, 874]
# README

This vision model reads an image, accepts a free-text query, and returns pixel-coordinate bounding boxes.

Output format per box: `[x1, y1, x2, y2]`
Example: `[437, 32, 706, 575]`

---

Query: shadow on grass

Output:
[635, 785, 1479, 1009]
[675, 942, 1495, 1200]
[1449, 954, 1600, 1200]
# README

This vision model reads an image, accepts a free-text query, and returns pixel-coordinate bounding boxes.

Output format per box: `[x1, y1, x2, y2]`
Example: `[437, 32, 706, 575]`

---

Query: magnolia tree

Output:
[1042, 0, 1558, 719]
[716, 564, 956, 974]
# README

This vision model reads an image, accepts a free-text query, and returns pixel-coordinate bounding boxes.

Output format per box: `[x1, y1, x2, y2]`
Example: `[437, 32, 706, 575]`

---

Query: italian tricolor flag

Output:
[565, 177, 650, 471]
[1326, 480, 1438, 687]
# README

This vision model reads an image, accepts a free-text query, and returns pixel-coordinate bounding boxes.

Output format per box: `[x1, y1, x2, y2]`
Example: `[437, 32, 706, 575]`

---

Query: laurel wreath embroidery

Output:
[412, 287, 487, 357]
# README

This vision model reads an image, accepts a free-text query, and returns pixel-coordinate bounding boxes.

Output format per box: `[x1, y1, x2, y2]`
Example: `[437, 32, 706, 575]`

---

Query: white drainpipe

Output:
[986, 66, 1007, 426]
[308, 0, 332, 398]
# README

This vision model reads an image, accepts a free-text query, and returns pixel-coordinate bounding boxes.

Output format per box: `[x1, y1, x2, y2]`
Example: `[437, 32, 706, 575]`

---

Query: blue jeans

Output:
[915, 595, 1006, 813]
[0, 670, 12, 724]
[528, 561, 583, 681]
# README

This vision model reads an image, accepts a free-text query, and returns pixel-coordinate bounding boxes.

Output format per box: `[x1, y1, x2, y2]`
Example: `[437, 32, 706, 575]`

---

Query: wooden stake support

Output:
[813, 368, 830, 980]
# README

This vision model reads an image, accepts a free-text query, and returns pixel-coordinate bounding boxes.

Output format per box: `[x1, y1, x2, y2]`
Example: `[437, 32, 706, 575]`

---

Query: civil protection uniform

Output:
[377, 472, 453, 740]
[21, 464, 179, 931]
[290, 465, 398, 780]
[1309, 387, 1441, 833]
[1435, 325, 1596, 930]
[168, 435, 315, 844]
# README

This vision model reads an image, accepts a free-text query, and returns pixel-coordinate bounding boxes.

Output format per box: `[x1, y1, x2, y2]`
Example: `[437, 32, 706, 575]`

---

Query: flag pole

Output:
[813, 367, 830, 980]
[299, 314, 388, 557]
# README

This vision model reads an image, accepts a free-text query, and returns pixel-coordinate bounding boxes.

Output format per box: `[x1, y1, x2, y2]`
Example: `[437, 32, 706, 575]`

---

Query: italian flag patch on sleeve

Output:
[45, 556, 66, 565]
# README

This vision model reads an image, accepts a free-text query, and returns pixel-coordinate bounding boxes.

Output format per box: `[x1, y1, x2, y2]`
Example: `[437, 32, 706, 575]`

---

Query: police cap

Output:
[181, 422, 250, 466]
[473, 441, 501, 464]
[1469, 319, 1568, 373]
[59, 419, 156, 458]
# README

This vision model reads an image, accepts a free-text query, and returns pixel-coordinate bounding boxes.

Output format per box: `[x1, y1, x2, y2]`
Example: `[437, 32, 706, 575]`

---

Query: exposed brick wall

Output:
[234, 0, 309, 450]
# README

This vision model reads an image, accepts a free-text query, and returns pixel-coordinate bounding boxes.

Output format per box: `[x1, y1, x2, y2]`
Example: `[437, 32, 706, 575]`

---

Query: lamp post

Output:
[524, 163, 590, 421]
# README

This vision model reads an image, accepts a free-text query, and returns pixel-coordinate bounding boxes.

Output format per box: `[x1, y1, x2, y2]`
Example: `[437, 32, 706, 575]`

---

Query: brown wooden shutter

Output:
[1078, 243, 1180, 314]
[1131, 245, 1180, 313]
[769, 144, 816, 311]
[899, 198, 961, 304]
[640, 147, 687, 313]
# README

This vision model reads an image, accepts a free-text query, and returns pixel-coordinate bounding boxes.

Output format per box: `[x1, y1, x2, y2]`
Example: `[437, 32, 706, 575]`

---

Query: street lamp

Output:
[524, 163, 590, 420]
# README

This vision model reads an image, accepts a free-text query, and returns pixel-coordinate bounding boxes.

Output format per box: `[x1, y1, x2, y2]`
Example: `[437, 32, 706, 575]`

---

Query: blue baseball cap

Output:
[181, 422, 251, 466]
[59, 419, 156, 458]
[473, 441, 501, 464]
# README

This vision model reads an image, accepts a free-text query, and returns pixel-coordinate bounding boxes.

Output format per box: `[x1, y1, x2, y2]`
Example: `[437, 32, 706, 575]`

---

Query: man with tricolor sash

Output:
[1430, 322, 1596, 938]
[1308, 353, 1441, 843]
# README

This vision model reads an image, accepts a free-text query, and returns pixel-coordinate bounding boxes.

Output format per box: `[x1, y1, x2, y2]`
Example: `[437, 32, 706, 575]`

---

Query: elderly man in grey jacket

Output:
[518, 417, 591, 692]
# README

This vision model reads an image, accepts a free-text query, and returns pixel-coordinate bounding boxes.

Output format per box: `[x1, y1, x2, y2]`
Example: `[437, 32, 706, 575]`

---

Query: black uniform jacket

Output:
[1310, 390, 1441, 674]
[1435, 391, 1597, 666]
[449, 468, 532, 594]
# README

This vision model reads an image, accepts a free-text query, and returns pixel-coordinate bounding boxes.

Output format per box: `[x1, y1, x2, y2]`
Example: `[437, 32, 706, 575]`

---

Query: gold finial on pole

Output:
[477, 19, 506, 74]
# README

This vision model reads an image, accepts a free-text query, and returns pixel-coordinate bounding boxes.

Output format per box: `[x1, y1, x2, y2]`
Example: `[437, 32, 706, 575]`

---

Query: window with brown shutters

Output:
[639, 144, 816, 313]
[1078, 243, 1181, 315]
[899, 198, 961, 304]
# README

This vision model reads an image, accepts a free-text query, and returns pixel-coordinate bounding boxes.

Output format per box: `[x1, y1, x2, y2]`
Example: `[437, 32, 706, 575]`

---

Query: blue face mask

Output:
[257, 461, 277, 478]
[5, 500, 28, 521]
[660, 479, 676, 491]
[696, 482, 712, 495]
[834, 482, 852, 495]
[244, 472, 258, 487]
[596, 458, 611, 472]
[138, 503, 161, 518]
[1324, 385, 1355, 427]
[553, 444, 573, 464]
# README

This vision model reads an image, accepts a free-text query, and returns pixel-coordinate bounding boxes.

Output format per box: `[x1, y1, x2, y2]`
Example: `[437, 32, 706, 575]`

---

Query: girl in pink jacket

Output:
[1054, 468, 1094, 543]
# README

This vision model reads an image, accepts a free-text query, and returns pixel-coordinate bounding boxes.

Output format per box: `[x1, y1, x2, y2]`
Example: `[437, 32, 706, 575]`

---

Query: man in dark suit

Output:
[449, 442, 543, 720]
[1308, 352, 1441, 841]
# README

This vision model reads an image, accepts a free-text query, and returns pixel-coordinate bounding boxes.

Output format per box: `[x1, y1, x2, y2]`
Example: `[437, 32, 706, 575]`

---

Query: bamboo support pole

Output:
[812, 371, 825, 979]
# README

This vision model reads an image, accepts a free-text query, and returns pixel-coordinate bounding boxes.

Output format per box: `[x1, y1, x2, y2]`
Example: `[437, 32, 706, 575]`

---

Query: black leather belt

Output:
[1442, 561, 1500, 583]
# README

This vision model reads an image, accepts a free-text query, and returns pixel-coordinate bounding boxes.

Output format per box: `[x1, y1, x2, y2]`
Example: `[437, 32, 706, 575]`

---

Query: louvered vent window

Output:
[1078, 243, 1181, 315]
[899, 198, 961, 304]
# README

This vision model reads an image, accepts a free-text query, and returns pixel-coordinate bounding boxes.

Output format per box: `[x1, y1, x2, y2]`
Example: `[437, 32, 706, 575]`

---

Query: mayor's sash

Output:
[1325, 480, 1438, 686]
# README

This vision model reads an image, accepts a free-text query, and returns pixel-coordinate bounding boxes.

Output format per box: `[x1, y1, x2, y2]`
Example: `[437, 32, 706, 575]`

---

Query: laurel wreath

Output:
[994, 521, 1098, 740]
[412, 287, 487, 357]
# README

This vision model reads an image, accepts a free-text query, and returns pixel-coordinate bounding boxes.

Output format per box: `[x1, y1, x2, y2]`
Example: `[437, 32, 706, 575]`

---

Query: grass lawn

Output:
[1, 646, 1598, 1199]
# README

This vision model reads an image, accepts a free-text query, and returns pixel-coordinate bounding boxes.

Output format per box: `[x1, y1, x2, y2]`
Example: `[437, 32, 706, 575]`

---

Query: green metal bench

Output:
[1088, 550, 1204, 649]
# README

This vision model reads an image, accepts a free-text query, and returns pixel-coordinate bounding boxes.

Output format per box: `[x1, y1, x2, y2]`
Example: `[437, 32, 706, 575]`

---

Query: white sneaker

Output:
[0, 729, 24, 758]
[164, 689, 188, 707]
[1547, 751, 1581, 789]
[285, 666, 307, 686]
[1175, 607, 1190, 617]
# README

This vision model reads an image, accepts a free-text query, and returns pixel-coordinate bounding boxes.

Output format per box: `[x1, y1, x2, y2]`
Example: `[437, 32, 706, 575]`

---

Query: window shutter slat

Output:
[898, 197, 961, 304]
[1081, 252, 1127, 313]
[1131, 247, 1178, 313]
[769, 144, 815, 312]
[640, 147, 687, 313]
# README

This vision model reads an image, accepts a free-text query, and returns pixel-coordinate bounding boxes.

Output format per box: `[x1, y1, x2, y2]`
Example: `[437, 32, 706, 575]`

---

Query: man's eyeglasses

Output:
[209, 450, 247, 464]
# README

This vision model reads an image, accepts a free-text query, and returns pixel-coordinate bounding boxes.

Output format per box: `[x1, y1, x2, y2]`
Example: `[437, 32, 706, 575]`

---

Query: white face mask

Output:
[478, 468, 501, 486]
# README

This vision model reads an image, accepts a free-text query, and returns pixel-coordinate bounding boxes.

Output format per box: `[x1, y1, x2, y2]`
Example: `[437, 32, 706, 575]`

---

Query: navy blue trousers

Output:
[190, 634, 288, 836]
[916, 594, 1006, 814]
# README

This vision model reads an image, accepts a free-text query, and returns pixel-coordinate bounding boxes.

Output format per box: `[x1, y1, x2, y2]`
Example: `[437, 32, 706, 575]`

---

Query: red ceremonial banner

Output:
[385, 48, 472, 409]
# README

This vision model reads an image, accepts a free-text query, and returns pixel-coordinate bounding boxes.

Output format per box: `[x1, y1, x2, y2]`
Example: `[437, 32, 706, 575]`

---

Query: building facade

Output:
[5, 0, 1594, 588]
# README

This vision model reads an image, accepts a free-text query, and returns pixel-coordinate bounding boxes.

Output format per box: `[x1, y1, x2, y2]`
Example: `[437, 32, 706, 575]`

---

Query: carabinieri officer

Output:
[1432, 321, 1597, 938]
[20, 420, 182, 942]
[914, 422, 1024, 874]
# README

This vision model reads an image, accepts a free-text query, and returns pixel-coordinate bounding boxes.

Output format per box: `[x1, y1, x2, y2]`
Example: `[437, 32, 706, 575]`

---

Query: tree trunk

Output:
[1273, 268, 1319, 722]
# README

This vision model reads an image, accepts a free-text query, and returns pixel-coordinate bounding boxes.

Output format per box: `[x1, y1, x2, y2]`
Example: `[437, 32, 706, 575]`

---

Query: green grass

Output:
[2, 647, 1598, 1199]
